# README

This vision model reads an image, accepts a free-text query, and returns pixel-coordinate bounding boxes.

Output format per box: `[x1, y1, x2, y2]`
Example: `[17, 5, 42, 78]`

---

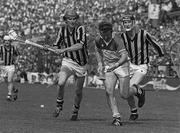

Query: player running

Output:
[0, 33, 20, 101]
[95, 21, 145, 126]
[121, 14, 164, 120]
[51, 9, 88, 121]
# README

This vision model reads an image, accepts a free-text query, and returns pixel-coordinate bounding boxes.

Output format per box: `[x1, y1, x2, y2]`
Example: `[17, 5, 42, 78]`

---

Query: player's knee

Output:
[121, 95, 129, 99]
[75, 92, 82, 98]
[57, 84, 64, 91]
[105, 88, 114, 96]
[7, 77, 13, 82]
[120, 92, 129, 99]
[57, 71, 69, 85]
[75, 88, 83, 96]
[58, 77, 67, 85]
[7, 79, 13, 83]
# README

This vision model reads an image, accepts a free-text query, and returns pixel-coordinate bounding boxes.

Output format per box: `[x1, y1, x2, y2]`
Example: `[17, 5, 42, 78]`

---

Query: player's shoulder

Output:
[113, 32, 124, 43]
[12, 42, 19, 48]
[135, 26, 146, 34]
[76, 23, 85, 30]
[94, 34, 101, 43]
[134, 26, 149, 37]
[58, 23, 67, 28]
[113, 32, 122, 38]
[56, 24, 66, 33]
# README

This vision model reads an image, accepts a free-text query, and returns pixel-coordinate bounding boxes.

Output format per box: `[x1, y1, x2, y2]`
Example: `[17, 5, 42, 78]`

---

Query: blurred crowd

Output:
[0, 0, 180, 78]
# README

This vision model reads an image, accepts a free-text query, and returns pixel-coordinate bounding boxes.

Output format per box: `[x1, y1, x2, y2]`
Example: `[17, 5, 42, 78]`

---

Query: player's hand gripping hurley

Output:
[7, 30, 56, 53]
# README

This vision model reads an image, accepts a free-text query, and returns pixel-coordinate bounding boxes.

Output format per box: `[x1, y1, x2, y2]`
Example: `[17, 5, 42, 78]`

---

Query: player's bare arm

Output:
[95, 45, 104, 73]
[107, 50, 128, 72]
[55, 43, 83, 54]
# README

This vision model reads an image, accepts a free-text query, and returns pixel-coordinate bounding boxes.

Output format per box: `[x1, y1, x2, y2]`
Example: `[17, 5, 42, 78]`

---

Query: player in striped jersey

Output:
[52, 9, 88, 121]
[95, 21, 146, 126]
[121, 14, 164, 121]
[0, 36, 19, 101]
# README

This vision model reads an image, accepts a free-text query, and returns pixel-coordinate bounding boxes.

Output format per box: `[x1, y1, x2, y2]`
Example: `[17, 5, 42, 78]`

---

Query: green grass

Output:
[0, 83, 180, 133]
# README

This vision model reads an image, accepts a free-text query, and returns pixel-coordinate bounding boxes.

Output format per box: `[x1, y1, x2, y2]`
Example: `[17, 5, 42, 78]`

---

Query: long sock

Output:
[13, 87, 18, 93]
[133, 84, 142, 95]
[72, 104, 79, 113]
[56, 98, 64, 110]
[131, 108, 138, 114]
[113, 113, 121, 118]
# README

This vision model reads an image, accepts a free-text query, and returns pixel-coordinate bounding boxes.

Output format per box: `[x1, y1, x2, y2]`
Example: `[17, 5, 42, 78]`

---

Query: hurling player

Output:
[95, 21, 146, 126]
[52, 9, 88, 121]
[0, 34, 19, 101]
[121, 14, 164, 120]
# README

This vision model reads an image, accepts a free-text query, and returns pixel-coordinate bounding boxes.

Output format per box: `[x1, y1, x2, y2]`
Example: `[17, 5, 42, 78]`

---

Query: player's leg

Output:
[127, 96, 138, 120]
[104, 72, 122, 126]
[129, 66, 147, 105]
[114, 62, 131, 100]
[6, 66, 17, 101]
[118, 76, 131, 99]
[117, 74, 140, 121]
[127, 64, 147, 120]
[53, 65, 73, 117]
[114, 63, 141, 120]
[70, 75, 85, 121]
[127, 73, 141, 120]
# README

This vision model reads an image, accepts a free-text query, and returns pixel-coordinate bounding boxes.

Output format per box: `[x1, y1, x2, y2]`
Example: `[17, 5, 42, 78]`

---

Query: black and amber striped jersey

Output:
[121, 29, 164, 65]
[0, 44, 19, 66]
[54, 24, 88, 66]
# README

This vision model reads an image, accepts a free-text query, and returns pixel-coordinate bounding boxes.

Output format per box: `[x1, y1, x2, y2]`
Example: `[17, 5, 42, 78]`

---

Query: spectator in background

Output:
[170, 0, 180, 11]
[176, 0, 180, 7]
[19, 68, 28, 82]
[160, 0, 180, 24]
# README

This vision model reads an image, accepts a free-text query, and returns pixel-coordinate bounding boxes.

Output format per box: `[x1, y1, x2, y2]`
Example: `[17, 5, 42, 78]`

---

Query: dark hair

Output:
[122, 14, 135, 21]
[98, 21, 113, 32]
[63, 9, 79, 21]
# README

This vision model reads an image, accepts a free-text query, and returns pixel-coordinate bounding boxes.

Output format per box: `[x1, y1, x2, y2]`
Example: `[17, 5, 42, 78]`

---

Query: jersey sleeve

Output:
[114, 34, 127, 54]
[13, 45, 20, 56]
[76, 26, 86, 46]
[145, 30, 164, 57]
[0, 45, 2, 55]
[53, 26, 63, 49]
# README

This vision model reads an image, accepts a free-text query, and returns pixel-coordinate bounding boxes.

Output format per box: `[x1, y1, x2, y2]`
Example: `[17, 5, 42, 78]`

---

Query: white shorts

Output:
[113, 61, 130, 78]
[62, 58, 87, 77]
[130, 63, 148, 77]
[0, 65, 15, 77]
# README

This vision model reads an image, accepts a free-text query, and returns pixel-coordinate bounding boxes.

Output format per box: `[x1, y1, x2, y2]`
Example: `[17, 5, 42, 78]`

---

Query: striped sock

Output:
[131, 108, 138, 114]
[113, 113, 121, 118]
[56, 98, 64, 109]
[133, 84, 142, 95]
[72, 104, 80, 113]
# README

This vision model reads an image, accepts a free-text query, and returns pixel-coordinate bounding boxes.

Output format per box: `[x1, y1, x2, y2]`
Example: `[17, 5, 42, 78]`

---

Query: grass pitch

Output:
[0, 83, 179, 133]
